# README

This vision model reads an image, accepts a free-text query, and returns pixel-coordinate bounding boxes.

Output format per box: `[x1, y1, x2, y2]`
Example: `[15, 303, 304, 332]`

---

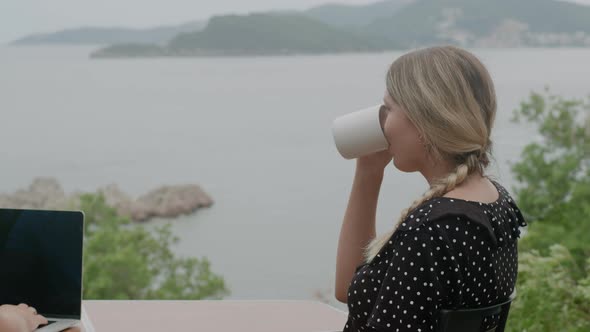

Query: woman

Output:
[334, 45, 527, 332]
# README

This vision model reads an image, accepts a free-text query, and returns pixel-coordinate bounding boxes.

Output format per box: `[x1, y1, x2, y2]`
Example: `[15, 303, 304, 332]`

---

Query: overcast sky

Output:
[2, 0, 590, 43]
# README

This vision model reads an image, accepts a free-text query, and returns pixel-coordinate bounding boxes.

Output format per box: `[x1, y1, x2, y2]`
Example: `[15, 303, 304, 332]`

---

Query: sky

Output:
[2, 0, 590, 44]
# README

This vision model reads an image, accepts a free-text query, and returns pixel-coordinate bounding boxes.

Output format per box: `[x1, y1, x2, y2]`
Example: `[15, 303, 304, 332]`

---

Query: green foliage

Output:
[507, 245, 590, 331]
[510, 86, 590, 268]
[80, 193, 230, 300]
[506, 88, 590, 330]
[510, 86, 590, 223]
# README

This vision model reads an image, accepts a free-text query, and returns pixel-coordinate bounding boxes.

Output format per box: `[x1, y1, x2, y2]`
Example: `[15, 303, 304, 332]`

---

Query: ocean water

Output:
[1, 45, 589, 311]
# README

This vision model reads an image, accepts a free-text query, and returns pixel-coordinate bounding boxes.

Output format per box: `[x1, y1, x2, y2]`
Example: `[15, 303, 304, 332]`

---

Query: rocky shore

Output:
[0, 177, 213, 222]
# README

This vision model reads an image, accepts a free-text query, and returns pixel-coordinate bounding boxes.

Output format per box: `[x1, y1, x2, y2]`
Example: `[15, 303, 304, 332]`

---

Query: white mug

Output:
[331, 104, 390, 159]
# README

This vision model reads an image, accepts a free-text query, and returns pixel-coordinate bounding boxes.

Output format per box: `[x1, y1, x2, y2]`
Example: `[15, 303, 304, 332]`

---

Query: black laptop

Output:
[0, 208, 84, 331]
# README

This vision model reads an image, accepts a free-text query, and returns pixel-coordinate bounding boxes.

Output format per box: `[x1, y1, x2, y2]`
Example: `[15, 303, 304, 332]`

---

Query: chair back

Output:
[437, 291, 516, 332]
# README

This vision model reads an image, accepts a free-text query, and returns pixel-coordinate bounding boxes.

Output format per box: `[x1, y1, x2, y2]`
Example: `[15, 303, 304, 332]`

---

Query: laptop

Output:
[0, 208, 84, 332]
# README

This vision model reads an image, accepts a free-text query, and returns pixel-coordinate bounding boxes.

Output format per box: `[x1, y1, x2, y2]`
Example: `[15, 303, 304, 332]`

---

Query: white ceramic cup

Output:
[331, 104, 390, 159]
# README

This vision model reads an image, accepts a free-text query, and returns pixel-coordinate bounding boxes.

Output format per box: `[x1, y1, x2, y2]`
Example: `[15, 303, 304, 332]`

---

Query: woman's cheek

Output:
[384, 122, 396, 153]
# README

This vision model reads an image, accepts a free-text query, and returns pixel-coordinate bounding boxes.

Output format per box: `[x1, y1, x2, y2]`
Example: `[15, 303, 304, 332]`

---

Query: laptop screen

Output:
[0, 209, 84, 318]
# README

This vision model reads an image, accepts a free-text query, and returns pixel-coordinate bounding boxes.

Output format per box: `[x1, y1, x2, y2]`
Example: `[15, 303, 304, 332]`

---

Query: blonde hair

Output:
[363, 45, 497, 264]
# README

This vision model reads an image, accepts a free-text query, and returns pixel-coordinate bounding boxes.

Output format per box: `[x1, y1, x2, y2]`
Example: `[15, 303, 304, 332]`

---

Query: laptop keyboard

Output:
[38, 320, 57, 328]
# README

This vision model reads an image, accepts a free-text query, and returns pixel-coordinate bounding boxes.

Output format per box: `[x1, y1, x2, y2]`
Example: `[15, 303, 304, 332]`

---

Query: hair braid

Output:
[362, 154, 480, 264]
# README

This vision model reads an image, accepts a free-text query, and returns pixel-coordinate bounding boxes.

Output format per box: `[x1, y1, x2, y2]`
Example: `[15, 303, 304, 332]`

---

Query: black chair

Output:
[437, 291, 516, 332]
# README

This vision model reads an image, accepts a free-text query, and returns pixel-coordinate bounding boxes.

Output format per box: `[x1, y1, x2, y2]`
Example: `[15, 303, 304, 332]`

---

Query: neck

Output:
[420, 159, 455, 186]
[420, 159, 483, 188]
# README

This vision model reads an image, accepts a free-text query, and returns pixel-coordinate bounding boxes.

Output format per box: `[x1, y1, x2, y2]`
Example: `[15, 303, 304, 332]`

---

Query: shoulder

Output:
[395, 197, 486, 232]
[395, 180, 527, 243]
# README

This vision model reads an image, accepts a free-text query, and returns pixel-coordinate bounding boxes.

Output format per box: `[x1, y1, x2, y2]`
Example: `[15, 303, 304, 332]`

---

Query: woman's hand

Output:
[356, 149, 393, 175]
[0, 304, 48, 332]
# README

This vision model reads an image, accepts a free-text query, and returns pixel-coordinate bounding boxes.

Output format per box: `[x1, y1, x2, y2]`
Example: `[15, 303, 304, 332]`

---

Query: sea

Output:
[1, 45, 588, 312]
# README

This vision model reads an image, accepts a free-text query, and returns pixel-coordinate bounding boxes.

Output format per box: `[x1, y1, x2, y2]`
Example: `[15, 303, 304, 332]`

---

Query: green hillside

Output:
[90, 43, 167, 58]
[166, 13, 382, 55]
[363, 0, 590, 48]
[303, 0, 415, 28]
[12, 21, 205, 46]
[89, 0, 590, 58]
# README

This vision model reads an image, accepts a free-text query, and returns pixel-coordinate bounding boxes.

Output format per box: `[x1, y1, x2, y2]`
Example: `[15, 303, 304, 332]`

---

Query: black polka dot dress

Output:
[342, 180, 527, 332]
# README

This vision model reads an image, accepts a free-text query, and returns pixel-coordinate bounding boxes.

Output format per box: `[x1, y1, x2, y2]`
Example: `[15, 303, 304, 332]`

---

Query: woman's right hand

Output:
[356, 149, 393, 175]
[0, 304, 49, 332]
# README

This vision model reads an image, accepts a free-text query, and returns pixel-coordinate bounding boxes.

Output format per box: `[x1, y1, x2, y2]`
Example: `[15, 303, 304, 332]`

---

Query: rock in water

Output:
[133, 185, 213, 222]
[0, 177, 213, 222]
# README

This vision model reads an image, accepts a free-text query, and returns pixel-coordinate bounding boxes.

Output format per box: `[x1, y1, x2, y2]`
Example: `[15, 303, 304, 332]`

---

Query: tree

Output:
[506, 88, 590, 330]
[79, 193, 230, 300]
